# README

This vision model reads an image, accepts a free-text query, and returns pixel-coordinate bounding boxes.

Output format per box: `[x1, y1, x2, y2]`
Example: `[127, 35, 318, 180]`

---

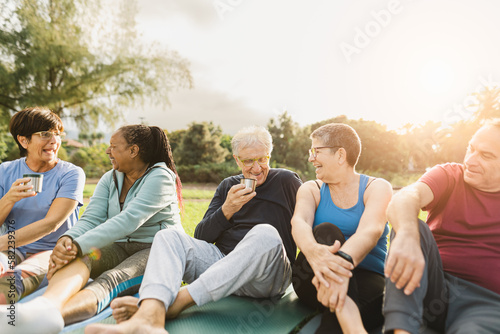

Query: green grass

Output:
[182, 188, 216, 200]
[181, 201, 211, 236]
[83, 184, 97, 198]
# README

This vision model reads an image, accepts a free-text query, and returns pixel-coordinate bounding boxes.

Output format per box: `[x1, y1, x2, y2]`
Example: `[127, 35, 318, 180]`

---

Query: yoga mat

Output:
[61, 286, 314, 334]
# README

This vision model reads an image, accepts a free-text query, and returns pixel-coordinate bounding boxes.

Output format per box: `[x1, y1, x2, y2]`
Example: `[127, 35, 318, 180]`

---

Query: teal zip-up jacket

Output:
[64, 162, 183, 256]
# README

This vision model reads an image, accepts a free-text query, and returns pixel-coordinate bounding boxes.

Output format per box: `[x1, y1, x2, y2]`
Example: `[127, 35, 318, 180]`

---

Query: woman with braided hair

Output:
[2, 125, 184, 334]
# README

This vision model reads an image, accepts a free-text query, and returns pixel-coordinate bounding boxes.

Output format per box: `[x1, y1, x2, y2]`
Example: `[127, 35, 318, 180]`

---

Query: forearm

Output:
[292, 219, 319, 257]
[340, 230, 380, 267]
[387, 188, 422, 236]
[0, 196, 15, 227]
[0, 218, 57, 250]
[194, 207, 231, 242]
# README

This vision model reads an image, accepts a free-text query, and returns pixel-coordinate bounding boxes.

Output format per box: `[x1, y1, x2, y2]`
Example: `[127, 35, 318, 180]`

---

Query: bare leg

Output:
[43, 258, 90, 309]
[111, 296, 139, 323]
[61, 288, 99, 325]
[336, 296, 367, 334]
[85, 299, 168, 334]
[165, 286, 195, 319]
[2, 260, 90, 334]
[394, 330, 411, 334]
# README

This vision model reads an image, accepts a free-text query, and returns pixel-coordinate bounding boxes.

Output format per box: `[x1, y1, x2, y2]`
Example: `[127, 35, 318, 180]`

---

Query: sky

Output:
[121, 0, 500, 135]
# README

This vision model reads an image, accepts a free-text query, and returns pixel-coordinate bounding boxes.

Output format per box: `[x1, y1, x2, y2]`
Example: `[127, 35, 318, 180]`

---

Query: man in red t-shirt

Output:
[383, 120, 500, 334]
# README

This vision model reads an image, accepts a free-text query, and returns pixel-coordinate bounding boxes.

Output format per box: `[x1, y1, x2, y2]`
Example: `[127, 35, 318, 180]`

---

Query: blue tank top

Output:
[313, 174, 388, 275]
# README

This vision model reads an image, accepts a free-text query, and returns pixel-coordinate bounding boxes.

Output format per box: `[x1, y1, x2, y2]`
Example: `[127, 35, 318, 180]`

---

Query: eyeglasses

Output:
[238, 155, 270, 167]
[32, 131, 66, 140]
[309, 146, 342, 159]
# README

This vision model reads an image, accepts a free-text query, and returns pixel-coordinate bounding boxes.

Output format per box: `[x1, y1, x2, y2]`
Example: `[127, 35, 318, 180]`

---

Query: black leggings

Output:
[292, 222, 385, 333]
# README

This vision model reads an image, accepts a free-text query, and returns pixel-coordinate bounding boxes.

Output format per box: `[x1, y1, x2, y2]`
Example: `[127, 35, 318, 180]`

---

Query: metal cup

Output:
[23, 173, 44, 193]
[240, 178, 257, 192]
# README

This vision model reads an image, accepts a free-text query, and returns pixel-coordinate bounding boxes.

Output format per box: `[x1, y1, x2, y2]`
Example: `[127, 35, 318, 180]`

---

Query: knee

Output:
[155, 229, 184, 244]
[313, 222, 345, 245]
[248, 224, 282, 248]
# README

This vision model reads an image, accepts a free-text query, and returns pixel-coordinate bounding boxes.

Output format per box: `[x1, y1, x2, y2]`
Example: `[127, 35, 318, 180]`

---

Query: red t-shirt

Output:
[420, 163, 500, 295]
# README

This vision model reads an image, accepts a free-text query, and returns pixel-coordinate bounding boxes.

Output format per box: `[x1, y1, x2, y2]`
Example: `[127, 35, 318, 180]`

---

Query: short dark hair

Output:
[310, 123, 361, 167]
[9, 107, 64, 157]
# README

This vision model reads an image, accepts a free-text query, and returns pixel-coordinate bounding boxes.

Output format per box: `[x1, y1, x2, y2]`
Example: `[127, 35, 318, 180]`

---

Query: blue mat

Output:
[21, 285, 315, 334]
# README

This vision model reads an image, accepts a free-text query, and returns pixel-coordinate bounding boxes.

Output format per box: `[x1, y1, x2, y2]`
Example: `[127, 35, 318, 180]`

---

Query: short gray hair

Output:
[311, 123, 361, 167]
[231, 126, 273, 156]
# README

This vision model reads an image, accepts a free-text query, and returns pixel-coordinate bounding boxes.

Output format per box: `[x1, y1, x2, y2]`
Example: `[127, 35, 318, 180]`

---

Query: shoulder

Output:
[363, 176, 392, 201]
[0, 159, 21, 172]
[95, 169, 115, 186]
[269, 168, 302, 183]
[219, 174, 241, 188]
[419, 163, 463, 189]
[297, 180, 321, 197]
[148, 163, 175, 179]
[57, 160, 85, 178]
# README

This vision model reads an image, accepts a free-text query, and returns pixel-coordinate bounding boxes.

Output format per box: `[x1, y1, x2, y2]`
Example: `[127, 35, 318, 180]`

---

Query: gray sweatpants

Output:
[139, 224, 292, 309]
[384, 220, 500, 334]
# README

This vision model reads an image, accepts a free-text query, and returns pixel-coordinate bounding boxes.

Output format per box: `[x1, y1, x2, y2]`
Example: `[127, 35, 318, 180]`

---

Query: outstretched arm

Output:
[385, 181, 434, 295]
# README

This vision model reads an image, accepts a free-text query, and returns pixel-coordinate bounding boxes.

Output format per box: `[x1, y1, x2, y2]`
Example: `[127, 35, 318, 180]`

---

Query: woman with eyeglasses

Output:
[291, 123, 392, 334]
[0, 107, 85, 304]
[5, 124, 184, 334]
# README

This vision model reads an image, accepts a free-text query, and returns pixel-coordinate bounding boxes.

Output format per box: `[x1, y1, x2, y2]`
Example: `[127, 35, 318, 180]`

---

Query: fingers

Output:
[47, 264, 57, 280]
[335, 288, 347, 312]
[62, 238, 77, 255]
[314, 271, 332, 288]
[385, 241, 424, 295]
[311, 276, 320, 290]
[321, 269, 347, 285]
[327, 240, 341, 254]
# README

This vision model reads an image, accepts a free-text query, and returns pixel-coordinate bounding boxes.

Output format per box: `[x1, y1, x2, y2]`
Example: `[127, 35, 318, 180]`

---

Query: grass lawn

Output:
[80, 183, 214, 237]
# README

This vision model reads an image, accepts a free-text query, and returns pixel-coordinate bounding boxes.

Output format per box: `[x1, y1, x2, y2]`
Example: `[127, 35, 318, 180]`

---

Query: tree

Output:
[471, 86, 500, 123]
[0, 0, 192, 130]
[310, 115, 406, 174]
[268, 111, 312, 177]
[175, 122, 229, 165]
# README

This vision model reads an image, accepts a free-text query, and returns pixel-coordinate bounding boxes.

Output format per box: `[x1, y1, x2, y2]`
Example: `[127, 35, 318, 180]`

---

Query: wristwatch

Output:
[337, 250, 354, 265]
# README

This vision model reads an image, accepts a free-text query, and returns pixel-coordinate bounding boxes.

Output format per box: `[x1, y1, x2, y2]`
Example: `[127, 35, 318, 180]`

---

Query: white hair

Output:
[231, 126, 273, 156]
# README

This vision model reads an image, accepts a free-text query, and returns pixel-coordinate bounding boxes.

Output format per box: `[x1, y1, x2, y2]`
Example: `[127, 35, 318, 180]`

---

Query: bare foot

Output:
[110, 296, 139, 323]
[165, 287, 196, 319]
[85, 318, 168, 334]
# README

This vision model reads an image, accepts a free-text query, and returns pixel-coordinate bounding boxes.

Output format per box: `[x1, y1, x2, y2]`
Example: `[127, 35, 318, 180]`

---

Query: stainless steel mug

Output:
[240, 178, 257, 192]
[23, 173, 43, 193]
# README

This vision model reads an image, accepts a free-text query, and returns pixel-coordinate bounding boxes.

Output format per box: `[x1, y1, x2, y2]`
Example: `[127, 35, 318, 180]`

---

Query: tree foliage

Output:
[268, 111, 313, 177]
[0, 0, 192, 130]
[175, 122, 230, 166]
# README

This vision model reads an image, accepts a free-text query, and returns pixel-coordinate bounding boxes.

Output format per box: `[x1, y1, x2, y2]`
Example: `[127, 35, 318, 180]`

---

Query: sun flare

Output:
[419, 59, 454, 95]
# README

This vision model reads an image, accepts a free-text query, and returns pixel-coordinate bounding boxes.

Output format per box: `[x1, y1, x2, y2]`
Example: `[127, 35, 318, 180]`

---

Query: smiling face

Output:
[105, 131, 133, 173]
[463, 125, 500, 192]
[308, 137, 339, 181]
[20, 129, 61, 168]
[234, 144, 270, 187]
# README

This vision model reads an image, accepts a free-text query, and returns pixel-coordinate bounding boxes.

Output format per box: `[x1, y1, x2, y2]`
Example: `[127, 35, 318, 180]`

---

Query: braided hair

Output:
[118, 124, 183, 209]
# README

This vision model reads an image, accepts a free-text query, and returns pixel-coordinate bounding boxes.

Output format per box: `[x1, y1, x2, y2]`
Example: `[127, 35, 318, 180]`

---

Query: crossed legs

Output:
[86, 224, 291, 333]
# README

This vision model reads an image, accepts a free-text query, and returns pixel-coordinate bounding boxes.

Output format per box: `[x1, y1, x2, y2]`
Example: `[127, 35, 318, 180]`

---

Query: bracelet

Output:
[337, 250, 354, 265]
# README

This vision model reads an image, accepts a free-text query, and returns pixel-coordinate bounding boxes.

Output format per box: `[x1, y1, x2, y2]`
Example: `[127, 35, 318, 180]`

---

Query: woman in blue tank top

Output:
[291, 123, 392, 333]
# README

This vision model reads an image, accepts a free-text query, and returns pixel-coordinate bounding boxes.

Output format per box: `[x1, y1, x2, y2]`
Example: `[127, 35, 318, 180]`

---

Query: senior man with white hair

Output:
[86, 125, 302, 334]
